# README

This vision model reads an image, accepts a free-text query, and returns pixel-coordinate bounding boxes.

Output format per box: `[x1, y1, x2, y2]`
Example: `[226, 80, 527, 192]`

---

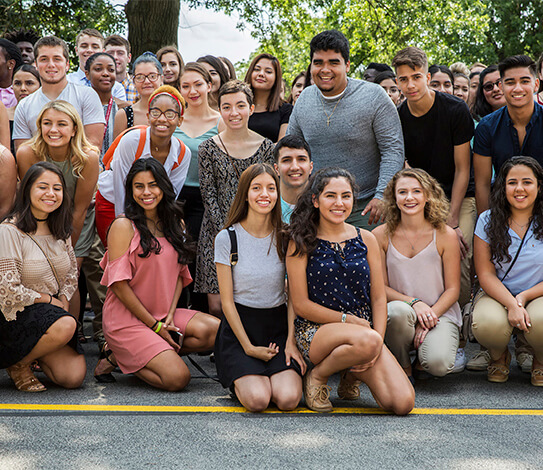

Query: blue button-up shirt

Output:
[473, 103, 543, 174]
[475, 210, 543, 296]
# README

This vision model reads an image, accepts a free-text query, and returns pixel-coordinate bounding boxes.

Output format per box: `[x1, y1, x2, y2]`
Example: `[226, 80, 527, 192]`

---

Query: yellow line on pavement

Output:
[1, 403, 543, 415]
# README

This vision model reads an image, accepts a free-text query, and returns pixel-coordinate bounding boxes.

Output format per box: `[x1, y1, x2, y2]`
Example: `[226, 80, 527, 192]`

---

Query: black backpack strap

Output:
[186, 355, 220, 382]
[227, 226, 238, 266]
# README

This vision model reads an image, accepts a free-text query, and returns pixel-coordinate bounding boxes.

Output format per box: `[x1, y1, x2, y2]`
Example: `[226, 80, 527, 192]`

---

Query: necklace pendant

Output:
[326, 117, 330, 127]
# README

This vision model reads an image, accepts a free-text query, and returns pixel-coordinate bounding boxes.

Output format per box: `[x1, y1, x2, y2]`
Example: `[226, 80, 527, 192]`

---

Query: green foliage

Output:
[0, 0, 125, 63]
[484, 0, 543, 60]
[193, 0, 543, 82]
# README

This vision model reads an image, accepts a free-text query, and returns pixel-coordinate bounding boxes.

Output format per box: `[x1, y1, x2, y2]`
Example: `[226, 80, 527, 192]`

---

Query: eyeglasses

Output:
[133, 73, 161, 83]
[149, 107, 180, 120]
[482, 79, 501, 92]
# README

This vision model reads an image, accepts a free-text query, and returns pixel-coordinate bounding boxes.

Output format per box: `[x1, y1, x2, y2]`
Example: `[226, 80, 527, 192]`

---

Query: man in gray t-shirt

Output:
[287, 30, 404, 229]
[13, 36, 105, 152]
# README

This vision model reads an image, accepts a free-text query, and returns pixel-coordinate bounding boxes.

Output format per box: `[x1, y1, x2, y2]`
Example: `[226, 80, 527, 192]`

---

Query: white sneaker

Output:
[451, 348, 466, 373]
[466, 349, 491, 371]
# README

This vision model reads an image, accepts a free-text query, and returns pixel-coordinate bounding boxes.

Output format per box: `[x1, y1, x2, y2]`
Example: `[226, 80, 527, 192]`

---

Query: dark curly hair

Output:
[124, 158, 195, 264]
[486, 156, 543, 266]
[287, 167, 357, 256]
[3, 28, 40, 46]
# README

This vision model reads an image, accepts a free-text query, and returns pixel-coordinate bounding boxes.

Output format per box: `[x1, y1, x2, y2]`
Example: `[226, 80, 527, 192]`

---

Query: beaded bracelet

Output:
[405, 298, 422, 307]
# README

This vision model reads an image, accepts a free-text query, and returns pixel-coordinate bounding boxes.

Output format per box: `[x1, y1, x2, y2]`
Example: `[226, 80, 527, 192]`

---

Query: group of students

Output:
[1, 26, 543, 414]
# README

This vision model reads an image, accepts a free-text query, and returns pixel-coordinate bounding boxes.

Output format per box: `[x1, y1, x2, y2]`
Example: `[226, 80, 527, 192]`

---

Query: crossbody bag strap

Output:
[227, 226, 238, 266]
[7, 223, 62, 295]
[25, 232, 61, 296]
[500, 220, 532, 282]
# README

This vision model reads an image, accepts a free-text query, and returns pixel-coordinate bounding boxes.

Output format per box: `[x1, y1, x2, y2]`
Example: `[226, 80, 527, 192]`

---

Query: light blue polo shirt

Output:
[475, 210, 543, 296]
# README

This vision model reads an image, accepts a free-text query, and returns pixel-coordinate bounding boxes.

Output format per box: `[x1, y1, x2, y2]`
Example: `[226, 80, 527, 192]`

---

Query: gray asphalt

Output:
[1, 323, 542, 470]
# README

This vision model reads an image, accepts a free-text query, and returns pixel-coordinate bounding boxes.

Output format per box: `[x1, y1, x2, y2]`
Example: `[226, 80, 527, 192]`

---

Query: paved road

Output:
[1, 324, 542, 470]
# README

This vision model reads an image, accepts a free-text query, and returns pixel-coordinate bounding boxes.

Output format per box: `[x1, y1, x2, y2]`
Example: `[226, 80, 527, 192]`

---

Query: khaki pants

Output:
[346, 197, 383, 231]
[458, 197, 476, 308]
[385, 300, 459, 376]
[472, 295, 543, 362]
[81, 232, 107, 342]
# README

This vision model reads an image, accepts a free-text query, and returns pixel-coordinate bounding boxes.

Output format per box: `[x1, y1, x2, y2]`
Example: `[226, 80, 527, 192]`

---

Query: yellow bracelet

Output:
[154, 322, 163, 334]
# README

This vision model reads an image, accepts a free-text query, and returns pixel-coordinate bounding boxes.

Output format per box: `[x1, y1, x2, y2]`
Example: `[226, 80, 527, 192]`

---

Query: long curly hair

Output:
[124, 158, 195, 264]
[486, 156, 543, 266]
[28, 100, 98, 178]
[223, 163, 285, 259]
[288, 167, 357, 256]
[382, 168, 449, 234]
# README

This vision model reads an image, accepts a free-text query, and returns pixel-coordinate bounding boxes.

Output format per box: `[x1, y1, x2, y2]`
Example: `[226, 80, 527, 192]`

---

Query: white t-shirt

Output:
[13, 82, 106, 140]
[98, 127, 191, 215]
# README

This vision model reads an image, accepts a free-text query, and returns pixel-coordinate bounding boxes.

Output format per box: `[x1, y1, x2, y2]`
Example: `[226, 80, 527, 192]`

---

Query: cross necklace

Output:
[320, 93, 345, 127]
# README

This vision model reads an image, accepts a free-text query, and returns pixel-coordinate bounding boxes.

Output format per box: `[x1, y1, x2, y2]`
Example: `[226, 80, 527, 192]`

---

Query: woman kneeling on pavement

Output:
[373, 169, 462, 383]
[286, 167, 414, 414]
[0, 162, 85, 392]
[214, 164, 304, 412]
[94, 158, 219, 390]
[472, 156, 543, 386]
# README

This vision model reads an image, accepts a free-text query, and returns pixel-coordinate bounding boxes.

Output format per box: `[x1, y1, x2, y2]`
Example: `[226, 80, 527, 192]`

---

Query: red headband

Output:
[149, 92, 184, 116]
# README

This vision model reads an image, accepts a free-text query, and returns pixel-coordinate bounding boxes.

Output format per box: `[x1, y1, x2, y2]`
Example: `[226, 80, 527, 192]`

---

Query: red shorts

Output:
[95, 191, 116, 247]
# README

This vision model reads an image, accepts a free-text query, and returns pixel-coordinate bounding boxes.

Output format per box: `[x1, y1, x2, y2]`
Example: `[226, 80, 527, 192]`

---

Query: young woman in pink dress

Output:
[94, 158, 219, 390]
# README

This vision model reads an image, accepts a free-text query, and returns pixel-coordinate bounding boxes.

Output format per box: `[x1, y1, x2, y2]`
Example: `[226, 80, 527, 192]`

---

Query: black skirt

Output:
[214, 303, 301, 388]
[0, 303, 82, 369]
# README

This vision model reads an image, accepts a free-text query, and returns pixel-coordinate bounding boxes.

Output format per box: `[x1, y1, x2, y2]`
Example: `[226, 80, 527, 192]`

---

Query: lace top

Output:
[0, 223, 78, 321]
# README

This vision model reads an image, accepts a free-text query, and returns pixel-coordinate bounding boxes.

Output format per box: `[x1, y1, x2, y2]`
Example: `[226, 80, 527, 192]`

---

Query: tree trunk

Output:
[125, 0, 180, 58]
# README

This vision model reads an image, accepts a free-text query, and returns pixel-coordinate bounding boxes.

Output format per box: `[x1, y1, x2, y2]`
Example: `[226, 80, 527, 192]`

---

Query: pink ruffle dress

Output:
[100, 227, 195, 374]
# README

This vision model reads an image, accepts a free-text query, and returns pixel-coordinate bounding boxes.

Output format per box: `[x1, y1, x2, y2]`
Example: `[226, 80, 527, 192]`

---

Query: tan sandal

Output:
[7, 363, 46, 392]
[303, 372, 333, 412]
[337, 369, 361, 400]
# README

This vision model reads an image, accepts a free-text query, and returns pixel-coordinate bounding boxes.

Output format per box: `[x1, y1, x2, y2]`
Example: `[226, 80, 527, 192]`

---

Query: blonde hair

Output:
[28, 100, 98, 178]
[149, 84, 186, 112]
[450, 61, 470, 76]
[382, 168, 450, 233]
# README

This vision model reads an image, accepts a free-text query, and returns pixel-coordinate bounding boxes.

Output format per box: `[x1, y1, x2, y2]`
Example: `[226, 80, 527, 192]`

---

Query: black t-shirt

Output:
[248, 102, 293, 142]
[398, 91, 474, 198]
